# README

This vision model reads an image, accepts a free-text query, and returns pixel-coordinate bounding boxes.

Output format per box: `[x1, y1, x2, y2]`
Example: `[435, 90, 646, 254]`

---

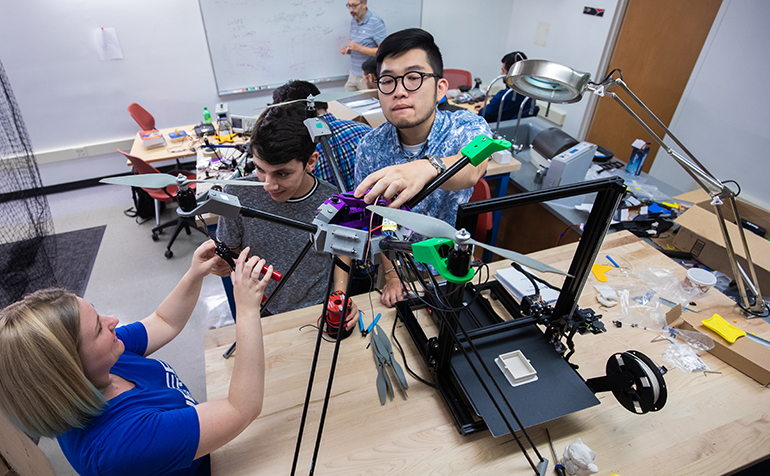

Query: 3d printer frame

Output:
[392, 176, 628, 438]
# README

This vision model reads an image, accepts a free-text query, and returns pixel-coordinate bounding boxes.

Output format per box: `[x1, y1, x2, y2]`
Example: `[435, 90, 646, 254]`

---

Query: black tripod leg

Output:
[223, 239, 315, 359]
[291, 259, 338, 475]
[307, 259, 356, 475]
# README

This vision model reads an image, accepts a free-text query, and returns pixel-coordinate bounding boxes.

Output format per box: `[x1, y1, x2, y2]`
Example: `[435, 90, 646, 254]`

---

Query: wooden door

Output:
[586, 0, 722, 173]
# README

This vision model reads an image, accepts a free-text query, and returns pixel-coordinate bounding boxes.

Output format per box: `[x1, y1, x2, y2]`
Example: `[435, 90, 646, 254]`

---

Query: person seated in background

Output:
[0, 241, 269, 476]
[476, 51, 539, 122]
[273, 80, 372, 193]
[362, 57, 378, 90]
[217, 103, 359, 324]
[353, 28, 491, 307]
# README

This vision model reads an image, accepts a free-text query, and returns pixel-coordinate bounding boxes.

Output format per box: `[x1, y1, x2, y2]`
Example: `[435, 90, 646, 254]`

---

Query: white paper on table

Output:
[95, 28, 123, 61]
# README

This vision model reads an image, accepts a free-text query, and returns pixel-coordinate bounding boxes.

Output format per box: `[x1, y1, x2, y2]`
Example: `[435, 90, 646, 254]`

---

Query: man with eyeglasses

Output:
[339, 0, 386, 92]
[353, 28, 491, 308]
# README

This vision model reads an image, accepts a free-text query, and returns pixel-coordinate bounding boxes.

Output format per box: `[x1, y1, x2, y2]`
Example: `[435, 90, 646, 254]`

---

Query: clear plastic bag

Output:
[663, 327, 715, 351]
[616, 285, 666, 330]
[636, 267, 701, 309]
[199, 288, 234, 329]
[662, 343, 709, 373]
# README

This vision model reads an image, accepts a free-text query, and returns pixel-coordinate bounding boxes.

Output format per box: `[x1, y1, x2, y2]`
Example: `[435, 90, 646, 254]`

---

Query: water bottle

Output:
[203, 107, 212, 124]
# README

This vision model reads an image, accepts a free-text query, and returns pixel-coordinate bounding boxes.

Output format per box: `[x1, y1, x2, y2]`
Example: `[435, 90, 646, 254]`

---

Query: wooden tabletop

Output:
[128, 125, 247, 165]
[204, 231, 770, 475]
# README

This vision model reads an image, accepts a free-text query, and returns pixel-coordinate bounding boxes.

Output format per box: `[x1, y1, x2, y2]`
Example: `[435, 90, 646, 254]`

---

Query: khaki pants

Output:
[344, 71, 368, 92]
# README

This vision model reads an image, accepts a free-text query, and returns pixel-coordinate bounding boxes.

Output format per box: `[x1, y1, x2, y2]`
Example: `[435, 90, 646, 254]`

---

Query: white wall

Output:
[422, 0, 515, 87]
[504, 0, 622, 137]
[647, 0, 770, 212]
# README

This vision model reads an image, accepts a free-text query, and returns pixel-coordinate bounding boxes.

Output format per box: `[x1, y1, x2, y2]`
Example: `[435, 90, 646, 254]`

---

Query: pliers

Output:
[358, 311, 381, 337]
[370, 323, 408, 404]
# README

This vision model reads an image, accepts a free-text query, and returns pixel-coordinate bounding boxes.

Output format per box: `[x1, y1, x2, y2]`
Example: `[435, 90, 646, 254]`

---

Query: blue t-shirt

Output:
[58, 322, 205, 476]
[354, 108, 492, 227]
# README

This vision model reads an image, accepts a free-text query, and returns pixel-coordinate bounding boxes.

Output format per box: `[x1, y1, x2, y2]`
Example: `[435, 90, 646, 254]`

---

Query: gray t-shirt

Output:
[216, 174, 338, 315]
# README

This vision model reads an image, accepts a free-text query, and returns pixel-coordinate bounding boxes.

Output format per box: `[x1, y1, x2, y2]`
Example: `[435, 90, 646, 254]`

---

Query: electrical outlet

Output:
[73, 147, 88, 158]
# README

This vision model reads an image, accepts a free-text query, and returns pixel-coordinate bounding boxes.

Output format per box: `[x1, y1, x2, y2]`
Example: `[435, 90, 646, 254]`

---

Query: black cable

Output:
[592, 68, 623, 86]
[512, 262, 540, 296]
[722, 180, 741, 197]
[390, 305, 437, 388]
[512, 262, 561, 292]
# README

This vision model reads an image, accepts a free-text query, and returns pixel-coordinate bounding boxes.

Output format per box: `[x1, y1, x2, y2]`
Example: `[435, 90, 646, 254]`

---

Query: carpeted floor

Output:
[0, 225, 105, 309]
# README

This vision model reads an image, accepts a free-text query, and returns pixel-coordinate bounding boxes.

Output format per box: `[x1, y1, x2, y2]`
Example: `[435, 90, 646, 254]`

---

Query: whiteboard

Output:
[198, 0, 422, 96]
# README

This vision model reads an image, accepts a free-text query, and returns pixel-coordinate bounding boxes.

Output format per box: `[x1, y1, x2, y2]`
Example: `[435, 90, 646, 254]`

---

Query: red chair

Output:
[470, 178, 494, 250]
[127, 103, 155, 131]
[444, 69, 473, 90]
[117, 149, 207, 258]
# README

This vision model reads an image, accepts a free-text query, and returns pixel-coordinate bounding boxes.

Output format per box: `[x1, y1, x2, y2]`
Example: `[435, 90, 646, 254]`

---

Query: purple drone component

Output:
[319, 193, 409, 233]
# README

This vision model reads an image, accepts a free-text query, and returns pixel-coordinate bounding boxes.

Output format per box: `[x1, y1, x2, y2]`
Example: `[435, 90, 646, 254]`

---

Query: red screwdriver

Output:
[546, 428, 567, 476]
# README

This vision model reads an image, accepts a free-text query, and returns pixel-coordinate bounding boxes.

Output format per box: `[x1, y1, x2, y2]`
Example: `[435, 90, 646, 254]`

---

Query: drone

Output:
[103, 133, 667, 476]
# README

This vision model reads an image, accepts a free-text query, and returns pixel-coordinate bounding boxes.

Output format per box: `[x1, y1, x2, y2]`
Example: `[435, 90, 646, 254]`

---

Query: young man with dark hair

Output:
[353, 28, 492, 307]
[272, 80, 372, 192]
[477, 51, 538, 122]
[217, 104, 357, 324]
[361, 57, 378, 90]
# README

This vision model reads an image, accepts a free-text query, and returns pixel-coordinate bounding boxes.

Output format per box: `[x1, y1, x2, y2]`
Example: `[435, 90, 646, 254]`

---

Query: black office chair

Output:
[118, 149, 208, 258]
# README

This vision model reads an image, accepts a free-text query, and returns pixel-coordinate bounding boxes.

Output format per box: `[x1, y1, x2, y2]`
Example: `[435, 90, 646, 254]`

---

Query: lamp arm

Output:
[596, 80, 766, 314]
[612, 80, 722, 188]
[480, 74, 506, 121]
[496, 88, 515, 132]
[601, 88, 724, 194]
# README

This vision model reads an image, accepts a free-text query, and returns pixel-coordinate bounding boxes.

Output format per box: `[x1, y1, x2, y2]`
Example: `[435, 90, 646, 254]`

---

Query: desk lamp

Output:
[505, 59, 767, 316]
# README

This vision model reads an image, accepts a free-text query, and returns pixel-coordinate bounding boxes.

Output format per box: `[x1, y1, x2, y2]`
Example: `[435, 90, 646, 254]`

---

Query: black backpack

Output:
[124, 186, 163, 223]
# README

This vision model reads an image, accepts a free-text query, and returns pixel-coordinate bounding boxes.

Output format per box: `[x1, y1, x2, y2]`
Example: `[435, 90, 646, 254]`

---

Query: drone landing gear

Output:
[586, 350, 667, 414]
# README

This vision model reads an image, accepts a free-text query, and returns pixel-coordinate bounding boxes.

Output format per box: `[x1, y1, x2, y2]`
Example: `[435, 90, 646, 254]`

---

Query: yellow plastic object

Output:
[702, 314, 746, 343]
[215, 133, 235, 143]
[591, 264, 613, 282]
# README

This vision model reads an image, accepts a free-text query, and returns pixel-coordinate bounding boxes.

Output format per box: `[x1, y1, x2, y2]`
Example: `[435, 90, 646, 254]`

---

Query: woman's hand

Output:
[189, 240, 225, 279]
[232, 247, 272, 317]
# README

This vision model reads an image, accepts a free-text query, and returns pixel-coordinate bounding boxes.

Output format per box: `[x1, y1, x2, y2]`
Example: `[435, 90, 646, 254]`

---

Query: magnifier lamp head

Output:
[505, 59, 591, 104]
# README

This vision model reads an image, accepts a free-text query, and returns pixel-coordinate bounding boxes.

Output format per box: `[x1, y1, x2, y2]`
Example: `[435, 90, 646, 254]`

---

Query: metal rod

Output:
[433, 280, 545, 473]
[291, 260, 336, 475]
[240, 206, 318, 234]
[613, 79, 718, 182]
[308, 259, 357, 475]
[510, 93, 531, 155]
[602, 79, 765, 313]
[262, 239, 315, 312]
[318, 128, 347, 194]
[223, 239, 316, 359]
[479, 74, 506, 121]
[496, 88, 515, 132]
[606, 92, 720, 193]
[405, 155, 471, 210]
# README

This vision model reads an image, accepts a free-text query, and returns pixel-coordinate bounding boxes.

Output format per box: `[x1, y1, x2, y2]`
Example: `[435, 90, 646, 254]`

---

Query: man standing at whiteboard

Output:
[339, 0, 386, 92]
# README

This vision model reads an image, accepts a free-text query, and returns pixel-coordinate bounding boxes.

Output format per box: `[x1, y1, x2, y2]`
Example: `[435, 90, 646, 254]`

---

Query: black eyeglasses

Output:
[376, 71, 440, 95]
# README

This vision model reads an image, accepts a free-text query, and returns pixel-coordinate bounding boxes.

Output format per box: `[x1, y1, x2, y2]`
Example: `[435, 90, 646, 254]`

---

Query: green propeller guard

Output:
[461, 135, 512, 166]
[411, 238, 475, 284]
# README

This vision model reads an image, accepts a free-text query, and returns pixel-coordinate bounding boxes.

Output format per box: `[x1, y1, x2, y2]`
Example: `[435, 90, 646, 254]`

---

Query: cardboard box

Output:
[666, 306, 770, 385]
[327, 90, 386, 129]
[672, 189, 770, 294]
